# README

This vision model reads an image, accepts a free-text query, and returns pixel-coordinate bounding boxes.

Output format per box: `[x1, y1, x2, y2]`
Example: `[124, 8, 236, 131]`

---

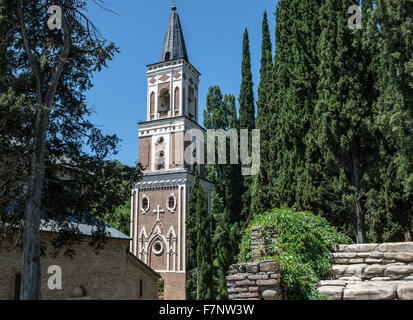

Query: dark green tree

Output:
[311, 0, 380, 243]
[186, 170, 214, 300]
[270, 0, 323, 215]
[251, 11, 274, 215]
[365, 0, 413, 242]
[0, 0, 141, 299]
[204, 86, 242, 299]
[238, 29, 255, 223]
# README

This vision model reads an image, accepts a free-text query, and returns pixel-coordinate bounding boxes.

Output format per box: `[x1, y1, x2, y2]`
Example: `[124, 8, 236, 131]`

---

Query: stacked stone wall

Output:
[317, 243, 413, 300]
[226, 261, 282, 300]
[227, 226, 282, 300]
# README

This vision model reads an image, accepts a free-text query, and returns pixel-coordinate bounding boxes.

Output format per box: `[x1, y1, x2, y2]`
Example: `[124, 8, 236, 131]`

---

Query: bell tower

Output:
[130, 6, 213, 300]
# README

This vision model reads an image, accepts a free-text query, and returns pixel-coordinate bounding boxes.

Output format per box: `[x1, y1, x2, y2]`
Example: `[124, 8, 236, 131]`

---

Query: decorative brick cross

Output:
[153, 205, 164, 222]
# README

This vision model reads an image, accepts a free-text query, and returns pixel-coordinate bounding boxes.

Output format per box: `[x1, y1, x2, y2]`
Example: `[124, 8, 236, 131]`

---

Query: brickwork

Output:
[160, 272, 186, 300]
[0, 233, 160, 300]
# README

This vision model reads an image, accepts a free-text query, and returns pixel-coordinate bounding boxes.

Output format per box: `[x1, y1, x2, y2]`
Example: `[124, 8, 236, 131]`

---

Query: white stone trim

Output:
[134, 189, 139, 256]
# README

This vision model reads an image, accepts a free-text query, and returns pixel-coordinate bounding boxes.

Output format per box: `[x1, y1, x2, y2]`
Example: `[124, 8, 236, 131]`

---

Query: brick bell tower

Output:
[130, 6, 213, 300]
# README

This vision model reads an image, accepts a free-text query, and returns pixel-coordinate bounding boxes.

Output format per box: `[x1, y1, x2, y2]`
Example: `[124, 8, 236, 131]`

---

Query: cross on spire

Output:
[153, 205, 165, 222]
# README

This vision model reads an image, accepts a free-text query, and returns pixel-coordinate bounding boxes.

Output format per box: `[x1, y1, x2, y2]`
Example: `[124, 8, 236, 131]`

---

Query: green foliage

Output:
[100, 161, 142, 236]
[0, 0, 142, 257]
[186, 171, 214, 300]
[238, 29, 255, 224]
[238, 208, 351, 300]
[185, 268, 197, 300]
[157, 278, 165, 294]
[204, 85, 243, 299]
[251, 11, 275, 216]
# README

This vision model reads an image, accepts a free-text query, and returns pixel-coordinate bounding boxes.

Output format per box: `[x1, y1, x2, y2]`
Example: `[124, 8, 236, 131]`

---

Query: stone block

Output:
[365, 265, 387, 276]
[383, 252, 413, 262]
[238, 292, 260, 299]
[343, 284, 396, 300]
[385, 265, 413, 276]
[333, 259, 349, 264]
[262, 289, 282, 300]
[332, 252, 357, 259]
[256, 279, 280, 286]
[245, 264, 260, 273]
[248, 287, 259, 292]
[259, 261, 280, 272]
[370, 277, 392, 281]
[347, 258, 365, 264]
[247, 274, 268, 280]
[369, 252, 384, 259]
[317, 280, 346, 287]
[235, 280, 256, 286]
[226, 274, 245, 281]
[365, 258, 383, 264]
[378, 243, 413, 253]
[397, 283, 413, 300]
[318, 286, 344, 300]
[346, 244, 378, 253]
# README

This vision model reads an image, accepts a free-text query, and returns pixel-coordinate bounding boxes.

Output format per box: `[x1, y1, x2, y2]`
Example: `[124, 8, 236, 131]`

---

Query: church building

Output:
[130, 6, 214, 300]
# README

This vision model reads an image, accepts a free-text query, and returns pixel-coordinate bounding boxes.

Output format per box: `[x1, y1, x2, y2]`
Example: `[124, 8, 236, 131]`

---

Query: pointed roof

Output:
[160, 6, 189, 62]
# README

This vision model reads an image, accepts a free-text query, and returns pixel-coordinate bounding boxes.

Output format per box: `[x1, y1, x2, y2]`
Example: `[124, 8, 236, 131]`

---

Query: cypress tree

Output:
[238, 29, 256, 223]
[270, 0, 323, 213]
[312, 0, 380, 243]
[366, 0, 413, 241]
[194, 171, 214, 300]
[204, 86, 241, 299]
[186, 170, 214, 300]
[251, 11, 275, 215]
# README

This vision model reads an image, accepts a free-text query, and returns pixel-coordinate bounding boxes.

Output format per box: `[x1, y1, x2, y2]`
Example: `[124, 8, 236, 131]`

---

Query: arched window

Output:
[174, 87, 180, 116]
[158, 88, 170, 116]
[182, 88, 186, 113]
[165, 51, 171, 61]
[139, 279, 143, 298]
[150, 92, 155, 119]
[14, 273, 21, 300]
[71, 286, 87, 298]
[188, 86, 195, 119]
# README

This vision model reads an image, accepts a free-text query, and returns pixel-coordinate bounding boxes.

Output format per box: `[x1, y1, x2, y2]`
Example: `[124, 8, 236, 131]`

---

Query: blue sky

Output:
[85, 0, 278, 166]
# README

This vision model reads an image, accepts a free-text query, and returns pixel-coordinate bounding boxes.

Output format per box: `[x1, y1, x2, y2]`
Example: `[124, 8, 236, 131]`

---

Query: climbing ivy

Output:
[238, 208, 351, 300]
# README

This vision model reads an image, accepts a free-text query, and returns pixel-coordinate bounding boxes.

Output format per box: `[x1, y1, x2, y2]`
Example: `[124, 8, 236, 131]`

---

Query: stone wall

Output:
[317, 243, 413, 300]
[226, 260, 282, 300]
[227, 226, 283, 300]
[228, 224, 413, 300]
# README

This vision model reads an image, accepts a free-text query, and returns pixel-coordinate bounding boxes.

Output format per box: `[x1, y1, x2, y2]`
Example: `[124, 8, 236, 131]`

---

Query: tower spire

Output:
[160, 6, 188, 62]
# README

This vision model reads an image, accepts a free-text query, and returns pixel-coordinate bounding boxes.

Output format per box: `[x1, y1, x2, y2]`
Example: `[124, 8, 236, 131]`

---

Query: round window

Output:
[167, 194, 176, 212]
[152, 240, 163, 255]
[141, 196, 150, 212]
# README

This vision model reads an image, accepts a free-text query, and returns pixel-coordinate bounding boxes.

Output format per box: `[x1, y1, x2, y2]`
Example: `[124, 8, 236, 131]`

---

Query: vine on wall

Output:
[237, 208, 351, 300]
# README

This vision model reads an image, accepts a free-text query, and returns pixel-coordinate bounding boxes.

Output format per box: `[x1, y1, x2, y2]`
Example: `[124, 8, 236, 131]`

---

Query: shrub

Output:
[237, 208, 351, 300]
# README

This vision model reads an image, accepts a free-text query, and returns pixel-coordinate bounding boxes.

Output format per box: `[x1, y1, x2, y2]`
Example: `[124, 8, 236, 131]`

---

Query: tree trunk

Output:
[20, 109, 49, 300]
[351, 146, 366, 244]
[17, 0, 70, 299]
